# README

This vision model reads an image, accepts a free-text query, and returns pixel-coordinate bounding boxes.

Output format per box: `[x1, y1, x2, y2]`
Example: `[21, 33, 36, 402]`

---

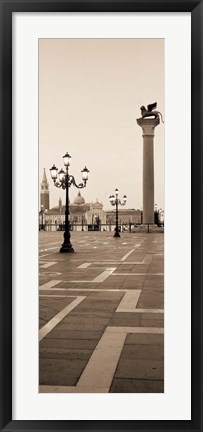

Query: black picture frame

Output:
[0, 1, 202, 431]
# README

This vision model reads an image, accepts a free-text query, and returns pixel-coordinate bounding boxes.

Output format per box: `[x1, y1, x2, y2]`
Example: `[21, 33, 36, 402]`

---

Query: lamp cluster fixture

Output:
[109, 188, 127, 206]
[50, 152, 89, 190]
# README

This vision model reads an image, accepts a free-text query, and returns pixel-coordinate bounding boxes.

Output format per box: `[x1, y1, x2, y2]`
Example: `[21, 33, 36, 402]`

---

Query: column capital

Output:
[136, 117, 160, 136]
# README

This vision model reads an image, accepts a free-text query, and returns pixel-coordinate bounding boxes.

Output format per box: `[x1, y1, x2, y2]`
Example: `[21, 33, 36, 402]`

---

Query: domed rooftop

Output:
[73, 191, 85, 205]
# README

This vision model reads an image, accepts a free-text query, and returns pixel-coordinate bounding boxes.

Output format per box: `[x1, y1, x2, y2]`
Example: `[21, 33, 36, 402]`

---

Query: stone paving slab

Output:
[115, 359, 164, 380]
[125, 333, 164, 345]
[110, 378, 164, 393]
[44, 329, 104, 339]
[39, 358, 87, 386]
[40, 348, 92, 360]
[141, 318, 164, 327]
[108, 313, 141, 327]
[40, 338, 99, 350]
[120, 344, 164, 360]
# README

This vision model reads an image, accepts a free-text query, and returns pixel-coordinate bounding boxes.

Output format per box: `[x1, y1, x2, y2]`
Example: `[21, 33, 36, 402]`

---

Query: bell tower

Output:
[40, 168, 50, 210]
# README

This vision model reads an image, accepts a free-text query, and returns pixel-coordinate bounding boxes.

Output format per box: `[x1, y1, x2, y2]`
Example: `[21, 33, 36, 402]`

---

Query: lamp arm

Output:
[69, 175, 87, 189]
[119, 199, 126, 206]
[54, 181, 63, 189]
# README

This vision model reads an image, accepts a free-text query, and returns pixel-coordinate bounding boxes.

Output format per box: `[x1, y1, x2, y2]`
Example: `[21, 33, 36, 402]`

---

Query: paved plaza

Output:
[39, 230, 164, 393]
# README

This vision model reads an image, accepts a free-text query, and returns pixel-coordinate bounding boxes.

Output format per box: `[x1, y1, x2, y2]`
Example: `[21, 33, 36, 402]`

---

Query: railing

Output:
[39, 222, 164, 232]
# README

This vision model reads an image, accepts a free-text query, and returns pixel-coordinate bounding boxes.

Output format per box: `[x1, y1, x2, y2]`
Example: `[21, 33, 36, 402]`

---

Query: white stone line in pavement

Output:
[77, 263, 92, 269]
[116, 290, 141, 312]
[112, 273, 164, 276]
[90, 260, 151, 265]
[83, 254, 154, 265]
[40, 258, 64, 261]
[40, 252, 58, 258]
[39, 296, 86, 341]
[92, 268, 116, 282]
[39, 295, 77, 298]
[39, 262, 57, 269]
[67, 268, 117, 284]
[39, 280, 62, 290]
[47, 288, 129, 292]
[39, 272, 61, 276]
[71, 259, 120, 263]
[39, 326, 164, 393]
[120, 249, 135, 262]
[92, 260, 121, 263]
[39, 241, 61, 247]
[76, 329, 127, 391]
[121, 308, 164, 313]
[39, 246, 59, 253]
[65, 281, 97, 283]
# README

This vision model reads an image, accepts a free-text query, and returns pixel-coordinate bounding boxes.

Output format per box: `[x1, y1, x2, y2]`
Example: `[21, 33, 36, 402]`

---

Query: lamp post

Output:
[109, 188, 127, 237]
[140, 206, 143, 224]
[41, 205, 44, 230]
[50, 152, 89, 253]
[154, 203, 158, 225]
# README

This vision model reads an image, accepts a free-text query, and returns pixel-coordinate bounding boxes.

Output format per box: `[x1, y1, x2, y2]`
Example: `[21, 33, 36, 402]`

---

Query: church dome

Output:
[73, 191, 85, 205]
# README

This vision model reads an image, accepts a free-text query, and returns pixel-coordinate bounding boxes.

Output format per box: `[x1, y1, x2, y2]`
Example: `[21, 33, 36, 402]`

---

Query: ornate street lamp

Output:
[50, 152, 89, 253]
[109, 188, 127, 237]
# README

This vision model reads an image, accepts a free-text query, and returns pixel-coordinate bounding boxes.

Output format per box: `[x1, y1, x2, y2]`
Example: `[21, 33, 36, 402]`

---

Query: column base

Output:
[143, 223, 160, 233]
[60, 243, 74, 253]
[114, 232, 120, 238]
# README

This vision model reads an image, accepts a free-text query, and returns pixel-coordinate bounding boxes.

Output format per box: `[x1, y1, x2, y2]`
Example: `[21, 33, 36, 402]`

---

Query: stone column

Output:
[137, 117, 160, 224]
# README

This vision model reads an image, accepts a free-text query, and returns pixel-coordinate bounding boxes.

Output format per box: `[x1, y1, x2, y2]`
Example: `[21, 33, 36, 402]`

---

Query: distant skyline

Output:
[40, 167, 164, 212]
[39, 39, 164, 210]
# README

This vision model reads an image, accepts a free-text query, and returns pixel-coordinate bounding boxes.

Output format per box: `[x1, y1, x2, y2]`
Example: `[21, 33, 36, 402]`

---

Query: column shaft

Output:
[143, 135, 154, 224]
[137, 117, 160, 225]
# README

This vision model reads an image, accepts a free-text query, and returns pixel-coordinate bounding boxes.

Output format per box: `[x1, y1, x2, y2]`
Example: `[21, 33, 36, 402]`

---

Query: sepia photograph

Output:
[39, 38, 164, 393]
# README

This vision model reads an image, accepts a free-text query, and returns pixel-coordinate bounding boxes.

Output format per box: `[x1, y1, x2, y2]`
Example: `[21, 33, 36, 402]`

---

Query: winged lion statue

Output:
[140, 102, 164, 123]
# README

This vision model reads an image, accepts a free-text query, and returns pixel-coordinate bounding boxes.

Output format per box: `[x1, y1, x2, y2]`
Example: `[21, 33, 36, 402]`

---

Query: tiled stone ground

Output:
[39, 230, 164, 393]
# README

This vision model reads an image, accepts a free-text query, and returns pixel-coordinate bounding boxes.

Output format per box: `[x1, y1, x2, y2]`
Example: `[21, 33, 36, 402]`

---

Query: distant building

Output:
[40, 168, 50, 210]
[86, 199, 106, 226]
[44, 192, 90, 230]
[70, 192, 90, 225]
[44, 196, 65, 229]
[106, 209, 142, 226]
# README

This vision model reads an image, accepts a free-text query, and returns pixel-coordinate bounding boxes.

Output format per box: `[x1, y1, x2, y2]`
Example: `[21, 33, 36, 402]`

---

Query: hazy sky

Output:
[39, 38, 164, 210]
